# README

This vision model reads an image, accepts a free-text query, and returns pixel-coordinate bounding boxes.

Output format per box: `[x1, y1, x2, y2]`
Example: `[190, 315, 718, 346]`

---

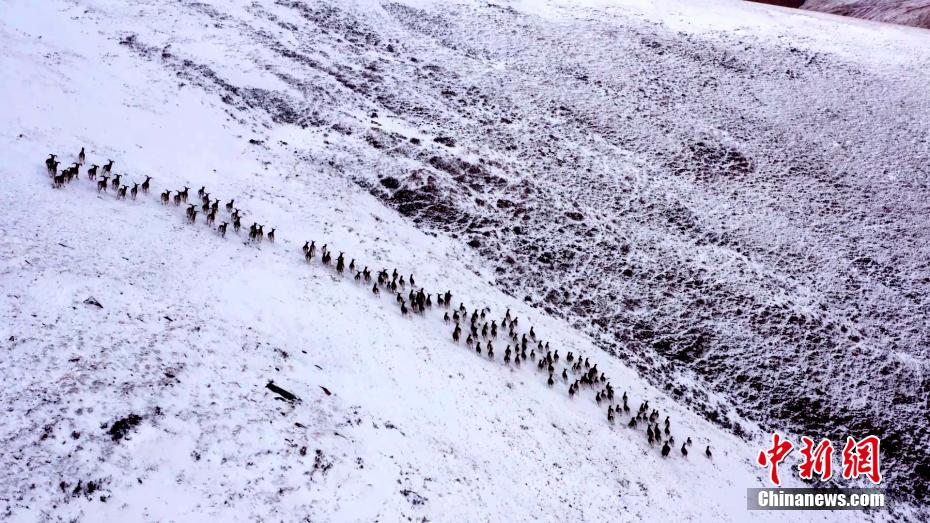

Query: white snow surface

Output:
[0, 0, 924, 521]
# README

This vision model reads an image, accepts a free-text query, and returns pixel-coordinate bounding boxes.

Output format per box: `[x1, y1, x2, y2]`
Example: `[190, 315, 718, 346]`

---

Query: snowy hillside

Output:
[803, 0, 930, 29]
[1, 0, 927, 521]
[748, 0, 930, 30]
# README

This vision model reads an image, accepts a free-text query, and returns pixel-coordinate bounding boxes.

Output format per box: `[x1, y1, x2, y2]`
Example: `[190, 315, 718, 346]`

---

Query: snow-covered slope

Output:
[803, 0, 930, 30]
[0, 0, 926, 521]
[748, 0, 930, 30]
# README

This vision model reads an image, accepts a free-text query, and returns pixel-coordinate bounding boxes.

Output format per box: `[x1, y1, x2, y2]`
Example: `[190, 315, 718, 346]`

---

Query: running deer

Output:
[141, 175, 152, 193]
[45, 154, 58, 175]
[87, 164, 99, 180]
[161, 190, 171, 204]
[218, 222, 228, 237]
[267, 228, 275, 243]
[130, 183, 139, 200]
[179, 186, 189, 203]
[78, 147, 85, 165]
[117, 185, 128, 199]
[188, 210, 198, 224]
[102, 159, 114, 175]
[225, 199, 235, 212]
[97, 176, 109, 192]
[111, 173, 122, 190]
[197, 186, 205, 199]
[206, 210, 216, 225]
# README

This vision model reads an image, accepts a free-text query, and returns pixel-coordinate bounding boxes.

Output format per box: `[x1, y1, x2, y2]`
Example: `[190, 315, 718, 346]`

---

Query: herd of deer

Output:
[46, 149, 274, 243]
[293, 189, 711, 461]
[43, 147, 712, 461]
[446, 303, 709, 459]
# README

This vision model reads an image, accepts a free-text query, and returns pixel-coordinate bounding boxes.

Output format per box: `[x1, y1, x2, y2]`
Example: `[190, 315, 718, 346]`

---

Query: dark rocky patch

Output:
[107, 414, 142, 442]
